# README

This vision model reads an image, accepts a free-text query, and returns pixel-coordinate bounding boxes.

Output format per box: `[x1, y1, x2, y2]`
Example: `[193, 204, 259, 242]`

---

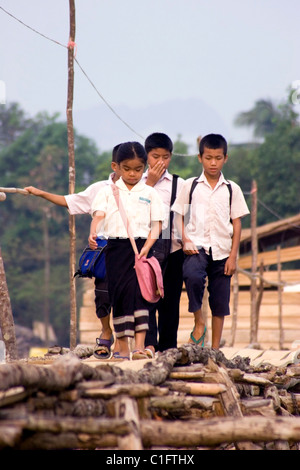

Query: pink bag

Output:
[134, 254, 164, 303]
[111, 184, 164, 303]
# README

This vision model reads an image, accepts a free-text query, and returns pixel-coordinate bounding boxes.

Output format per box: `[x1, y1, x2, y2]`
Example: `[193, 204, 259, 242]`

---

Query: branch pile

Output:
[0, 345, 299, 450]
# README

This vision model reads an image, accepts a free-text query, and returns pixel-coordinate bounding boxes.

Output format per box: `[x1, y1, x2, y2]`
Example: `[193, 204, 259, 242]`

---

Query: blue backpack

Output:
[74, 237, 107, 280]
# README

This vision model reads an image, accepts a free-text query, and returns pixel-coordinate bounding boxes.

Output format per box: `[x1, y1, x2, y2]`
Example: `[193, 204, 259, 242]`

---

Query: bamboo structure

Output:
[66, 0, 77, 350]
[0, 248, 18, 360]
[0, 345, 299, 450]
[250, 180, 258, 344]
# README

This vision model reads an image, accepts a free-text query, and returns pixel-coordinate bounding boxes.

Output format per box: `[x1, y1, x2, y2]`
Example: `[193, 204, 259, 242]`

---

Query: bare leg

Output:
[134, 330, 146, 351]
[117, 336, 130, 358]
[211, 316, 224, 349]
[188, 308, 206, 343]
[100, 316, 112, 340]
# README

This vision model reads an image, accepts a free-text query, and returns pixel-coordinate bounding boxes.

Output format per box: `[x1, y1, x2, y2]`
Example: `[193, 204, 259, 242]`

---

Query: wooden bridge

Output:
[79, 277, 300, 351]
[79, 213, 300, 351]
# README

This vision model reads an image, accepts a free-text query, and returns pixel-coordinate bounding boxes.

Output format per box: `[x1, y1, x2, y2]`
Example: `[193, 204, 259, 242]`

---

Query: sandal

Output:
[144, 348, 155, 359]
[93, 334, 114, 359]
[132, 349, 148, 360]
[111, 352, 130, 361]
[190, 325, 207, 347]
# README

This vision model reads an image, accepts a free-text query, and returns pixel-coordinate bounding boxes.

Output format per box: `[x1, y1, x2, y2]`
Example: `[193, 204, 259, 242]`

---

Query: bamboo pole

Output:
[0, 248, 18, 360]
[250, 180, 258, 344]
[277, 245, 284, 349]
[66, 0, 77, 350]
[230, 269, 239, 346]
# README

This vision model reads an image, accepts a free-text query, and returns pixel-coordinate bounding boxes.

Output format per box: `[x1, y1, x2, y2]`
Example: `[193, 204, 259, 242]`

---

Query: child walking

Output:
[172, 134, 249, 349]
[142, 132, 185, 356]
[25, 145, 122, 359]
[89, 142, 165, 360]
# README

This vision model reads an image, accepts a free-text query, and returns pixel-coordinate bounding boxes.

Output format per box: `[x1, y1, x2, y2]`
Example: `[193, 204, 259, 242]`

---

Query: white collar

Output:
[198, 171, 228, 188]
[116, 177, 146, 192]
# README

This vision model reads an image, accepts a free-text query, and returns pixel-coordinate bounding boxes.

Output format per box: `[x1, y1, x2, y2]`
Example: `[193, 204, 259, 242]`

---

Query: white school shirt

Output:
[141, 169, 185, 253]
[91, 177, 165, 239]
[64, 173, 114, 216]
[171, 172, 250, 260]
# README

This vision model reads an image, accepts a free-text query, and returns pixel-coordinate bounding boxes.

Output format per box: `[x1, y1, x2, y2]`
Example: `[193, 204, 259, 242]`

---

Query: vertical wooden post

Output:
[0, 248, 18, 360]
[230, 269, 239, 347]
[255, 261, 264, 336]
[42, 206, 50, 347]
[250, 180, 258, 344]
[277, 245, 284, 349]
[67, 0, 77, 350]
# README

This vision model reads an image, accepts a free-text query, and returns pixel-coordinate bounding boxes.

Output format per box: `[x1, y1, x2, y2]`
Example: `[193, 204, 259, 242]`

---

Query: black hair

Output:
[116, 141, 147, 165]
[199, 134, 227, 156]
[112, 143, 122, 162]
[144, 132, 173, 153]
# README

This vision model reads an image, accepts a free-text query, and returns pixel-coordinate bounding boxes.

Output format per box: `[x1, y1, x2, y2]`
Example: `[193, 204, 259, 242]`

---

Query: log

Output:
[80, 383, 169, 399]
[149, 395, 217, 414]
[0, 416, 131, 450]
[0, 355, 97, 392]
[3, 415, 299, 450]
[140, 416, 300, 448]
[279, 392, 300, 415]
[0, 387, 27, 408]
[241, 398, 276, 417]
[164, 380, 226, 395]
[114, 396, 143, 450]
[205, 359, 258, 450]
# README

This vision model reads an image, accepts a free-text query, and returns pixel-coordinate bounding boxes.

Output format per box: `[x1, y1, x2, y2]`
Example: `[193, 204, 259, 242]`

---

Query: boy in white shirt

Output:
[172, 134, 249, 349]
[90, 142, 165, 360]
[142, 133, 185, 356]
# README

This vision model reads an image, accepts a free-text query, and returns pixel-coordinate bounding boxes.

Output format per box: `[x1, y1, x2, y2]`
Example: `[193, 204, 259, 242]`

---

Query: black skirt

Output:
[106, 238, 149, 338]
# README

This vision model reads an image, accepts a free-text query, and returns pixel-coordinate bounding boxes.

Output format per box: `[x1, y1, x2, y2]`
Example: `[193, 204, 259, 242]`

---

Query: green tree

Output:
[233, 92, 300, 225]
[0, 102, 33, 149]
[0, 104, 108, 346]
[234, 99, 281, 138]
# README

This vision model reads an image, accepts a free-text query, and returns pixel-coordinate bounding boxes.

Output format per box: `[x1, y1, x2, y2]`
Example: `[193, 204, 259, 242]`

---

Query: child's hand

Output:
[88, 232, 98, 250]
[146, 161, 165, 186]
[138, 245, 150, 259]
[183, 240, 199, 255]
[224, 255, 236, 276]
[24, 186, 41, 196]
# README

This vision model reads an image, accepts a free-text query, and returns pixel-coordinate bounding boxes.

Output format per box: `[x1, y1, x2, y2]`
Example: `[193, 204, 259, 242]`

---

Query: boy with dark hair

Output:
[142, 132, 185, 356]
[172, 133, 249, 349]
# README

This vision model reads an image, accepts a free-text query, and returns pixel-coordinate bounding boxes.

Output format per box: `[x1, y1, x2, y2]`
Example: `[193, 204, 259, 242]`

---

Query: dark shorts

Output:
[183, 248, 231, 317]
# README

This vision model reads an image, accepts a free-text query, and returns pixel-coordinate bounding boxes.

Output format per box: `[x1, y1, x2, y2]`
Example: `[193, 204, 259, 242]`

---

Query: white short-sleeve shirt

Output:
[64, 174, 114, 216]
[171, 172, 250, 260]
[141, 169, 185, 253]
[92, 177, 165, 239]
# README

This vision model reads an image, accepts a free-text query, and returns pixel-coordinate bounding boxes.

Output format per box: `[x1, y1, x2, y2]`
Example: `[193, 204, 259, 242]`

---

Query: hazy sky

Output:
[1, 0, 300, 147]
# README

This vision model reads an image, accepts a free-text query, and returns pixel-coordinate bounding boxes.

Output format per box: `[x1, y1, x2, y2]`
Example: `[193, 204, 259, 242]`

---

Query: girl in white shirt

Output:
[89, 142, 164, 360]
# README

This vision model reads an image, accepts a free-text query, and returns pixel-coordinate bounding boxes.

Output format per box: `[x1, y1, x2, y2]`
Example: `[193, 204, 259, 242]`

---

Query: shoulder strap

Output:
[161, 174, 179, 250]
[227, 182, 232, 208]
[188, 177, 199, 205]
[188, 178, 232, 217]
[170, 174, 179, 206]
[111, 184, 139, 255]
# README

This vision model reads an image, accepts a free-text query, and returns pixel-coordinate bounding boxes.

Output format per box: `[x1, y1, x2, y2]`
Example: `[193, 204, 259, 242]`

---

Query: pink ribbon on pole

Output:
[67, 40, 77, 57]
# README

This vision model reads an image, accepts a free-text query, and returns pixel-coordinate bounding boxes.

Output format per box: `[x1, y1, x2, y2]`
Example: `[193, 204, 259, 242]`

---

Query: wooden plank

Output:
[238, 246, 300, 269]
[237, 270, 300, 286]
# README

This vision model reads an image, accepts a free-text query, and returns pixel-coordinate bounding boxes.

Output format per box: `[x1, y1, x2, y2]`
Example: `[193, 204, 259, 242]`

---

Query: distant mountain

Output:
[73, 98, 230, 152]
